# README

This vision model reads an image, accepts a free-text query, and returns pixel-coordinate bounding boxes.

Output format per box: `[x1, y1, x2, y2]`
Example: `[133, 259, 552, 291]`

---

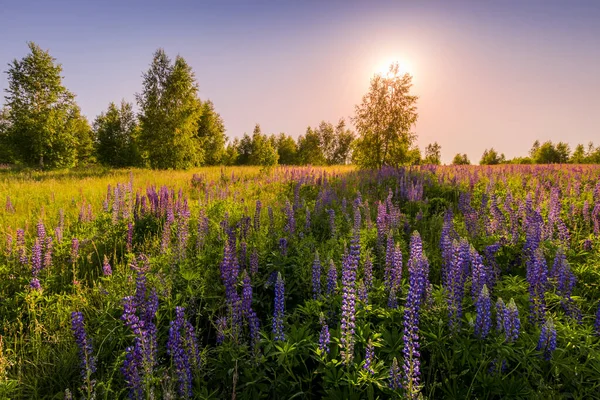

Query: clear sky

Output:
[1, 0, 599, 163]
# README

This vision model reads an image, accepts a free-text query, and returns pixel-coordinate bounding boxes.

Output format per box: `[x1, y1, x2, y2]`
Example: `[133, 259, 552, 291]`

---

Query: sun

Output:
[374, 59, 412, 77]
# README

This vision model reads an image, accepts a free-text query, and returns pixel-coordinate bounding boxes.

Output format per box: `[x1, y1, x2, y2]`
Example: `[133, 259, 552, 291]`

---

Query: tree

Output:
[3, 42, 92, 169]
[197, 100, 226, 165]
[423, 142, 442, 165]
[236, 133, 253, 165]
[555, 142, 570, 163]
[352, 63, 419, 168]
[297, 127, 326, 165]
[479, 148, 505, 165]
[223, 140, 239, 166]
[274, 133, 298, 165]
[330, 119, 355, 164]
[0, 108, 15, 164]
[248, 124, 278, 166]
[94, 100, 141, 167]
[137, 49, 202, 169]
[452, 153, 470, 165]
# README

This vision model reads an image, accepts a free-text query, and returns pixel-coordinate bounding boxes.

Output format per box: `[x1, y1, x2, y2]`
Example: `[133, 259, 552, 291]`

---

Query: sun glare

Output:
[374, 59, 412, 77]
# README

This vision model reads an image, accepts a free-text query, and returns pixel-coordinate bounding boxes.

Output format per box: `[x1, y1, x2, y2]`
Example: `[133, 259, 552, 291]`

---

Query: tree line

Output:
[0, 42, 433, 170]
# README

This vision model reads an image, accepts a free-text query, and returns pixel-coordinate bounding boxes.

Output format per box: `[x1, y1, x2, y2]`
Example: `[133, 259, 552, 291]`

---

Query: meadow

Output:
[1, 164, 600, 399]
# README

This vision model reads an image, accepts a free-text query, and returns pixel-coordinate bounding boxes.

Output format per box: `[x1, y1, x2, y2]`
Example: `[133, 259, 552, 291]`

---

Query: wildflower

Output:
[326, 259, 337, 295]
[340, 251, 358, 364]
[273, 273, 285, 341]
[389, 357, 402, 390]
[167, 307, 201, 399]
[503, 299, 521, 343]
[71, 238, 80, 264]
[43, 236, 53, 269]
[537, 318, 557, 361]
[318, 314, 330, 354]
[71, 311, 97, 381]
[363, 340, 375, 375]
[474, 285, 491, 339]
[216, 317, 227, 344]
[312, 252, 321, 299]
[279, 238, 288, 257]
[402, 232, 429, 398]
[254, 200, 262, 231]
[102, 255, 112, 276]
[127, 222, 134, 253]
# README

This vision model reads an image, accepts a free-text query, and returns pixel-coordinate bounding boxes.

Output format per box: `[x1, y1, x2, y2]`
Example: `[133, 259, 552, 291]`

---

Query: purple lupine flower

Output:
[167, 307, 201, 399]
[283, 200, 296, 236]
[363, 340, 375, 375]
[273, 273, 285, 341]
[527, 248, 548, 325]
[241, 271, 253, 316]
[43, 236, 52, 269]
[64, 388, 73, 400]
[29, 277, 41, 290]
[475, 285, 491, 339]
[250, 248, 259, 275]
[503, 299, 521, 343]
[216, 317, 227, 344]
[36, 220, 46, 242]
[384, 233, 395, 291]
[537, 318, 557, 361]
[583, 239, 592, 251]
[279, 238, 288, 257]
[304, 206, 311, 233]
[376, 201, 388, 250]
[340, 250, 358, 365]
[103, 255, 112, 276]
[389, 357, 402, 390]
[17, 228, 27, 266]
[402, 231, 429, 397]
[318, 314, 330, 354]
[239, 241, 247, 270]
[440, 209, 454, 286]
[254, 200, 262, 231]
[127, 222, 134, 253]
[326, 259, 337, 295]
[268, 206, 274, 233]
[328, 208, 336, 239]
[363, 252, 373, 289]
[446, 240, 470, 331]
[31, 238, 42, 277]
[470, 248, 489, 301]
[71, 311, 97, 381]
[71, 238, 79, 264]
[594, 303, 600, 336]
[220, 239, 239, 303]
[312, 252, 321, 299]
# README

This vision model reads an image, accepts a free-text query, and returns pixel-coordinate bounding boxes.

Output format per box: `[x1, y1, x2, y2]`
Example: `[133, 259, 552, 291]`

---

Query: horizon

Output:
[1, 0, 599, 164]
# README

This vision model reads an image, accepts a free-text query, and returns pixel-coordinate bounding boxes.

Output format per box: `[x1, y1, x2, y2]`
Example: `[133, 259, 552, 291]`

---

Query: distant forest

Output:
[1, 42, 599, 170]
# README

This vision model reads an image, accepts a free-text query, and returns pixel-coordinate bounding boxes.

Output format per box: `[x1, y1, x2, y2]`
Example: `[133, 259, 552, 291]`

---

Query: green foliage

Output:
[352, 63, 419, 168]
[479, 148, 506, 165]
[197, 100, 227, 165]
[273, 133, 298, 165]
[530, 140, 570, 164]
[424, 142, 442, 165]
[93, 101, 142, 167]
[297, 127, 326, 165]
[137, 49, 203, 169]
[3, 42, 92, 169]
[451, 153, 470, 165]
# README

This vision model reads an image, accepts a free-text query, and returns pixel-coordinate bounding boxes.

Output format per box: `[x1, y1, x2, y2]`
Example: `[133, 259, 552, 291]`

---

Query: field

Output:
[1, 165, 600, 399]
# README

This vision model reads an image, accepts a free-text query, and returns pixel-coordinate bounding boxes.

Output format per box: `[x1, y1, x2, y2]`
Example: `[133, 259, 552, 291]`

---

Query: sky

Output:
[1, 0, 599, 163]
